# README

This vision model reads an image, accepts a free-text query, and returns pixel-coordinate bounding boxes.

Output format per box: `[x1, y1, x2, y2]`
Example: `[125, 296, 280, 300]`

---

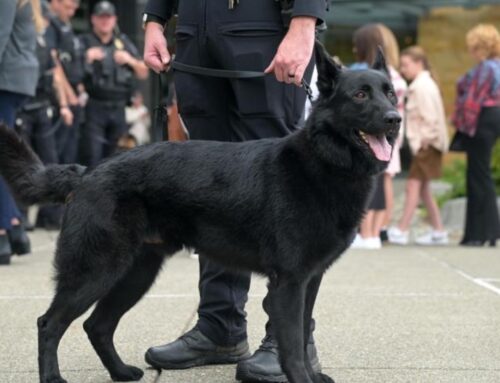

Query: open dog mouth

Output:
[358, 131, 392, 162]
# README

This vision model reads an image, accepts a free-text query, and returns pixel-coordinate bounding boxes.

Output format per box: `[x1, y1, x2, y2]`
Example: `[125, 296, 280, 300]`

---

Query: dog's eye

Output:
[354, 91, 367, 100]
[387, 90, 396, 98]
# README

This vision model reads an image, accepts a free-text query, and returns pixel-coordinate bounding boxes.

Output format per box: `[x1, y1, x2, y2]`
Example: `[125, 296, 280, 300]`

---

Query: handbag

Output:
[449, 131, 467, 152]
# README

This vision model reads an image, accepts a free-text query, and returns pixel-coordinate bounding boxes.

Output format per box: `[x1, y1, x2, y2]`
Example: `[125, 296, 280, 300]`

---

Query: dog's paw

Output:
[111, 365, 144, 382]
[42, 377, 68, 383]
[313, 372, 336, 383]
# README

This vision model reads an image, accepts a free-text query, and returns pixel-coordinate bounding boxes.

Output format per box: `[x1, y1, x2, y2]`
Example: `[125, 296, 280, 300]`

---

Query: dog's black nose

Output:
[384, 111, 402, 125]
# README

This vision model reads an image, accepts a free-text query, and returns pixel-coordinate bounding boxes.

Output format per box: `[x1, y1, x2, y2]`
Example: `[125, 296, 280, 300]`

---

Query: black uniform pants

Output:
[56, 104, 82, 164]
[174, 0, 314, 346]
[463, 106, 500, 242]
[17, 105, 58, 165]
[17, 105, 62, 226]
[81, 99, 128, 167]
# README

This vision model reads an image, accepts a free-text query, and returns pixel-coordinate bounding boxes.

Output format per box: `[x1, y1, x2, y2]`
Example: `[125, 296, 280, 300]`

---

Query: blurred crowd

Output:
[0, 0, 150, 265]
[0, 1, 499, 268]
[347, 23, 500, 249]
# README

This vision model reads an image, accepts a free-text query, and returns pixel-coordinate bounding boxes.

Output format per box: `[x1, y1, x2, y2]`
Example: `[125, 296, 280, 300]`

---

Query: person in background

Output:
[16, 1, 72, 231]
[124, 91, 150, 146]
[452, 24, 500, 247]
[80, 1, 148, 166]
[0, 0, 42, 264]
[388, 46, 449, 246]
[349, 24, 389, 250]
[378, 24, 408, 243]
[142, 0, 328, 382]
[46, 0, 85, 166]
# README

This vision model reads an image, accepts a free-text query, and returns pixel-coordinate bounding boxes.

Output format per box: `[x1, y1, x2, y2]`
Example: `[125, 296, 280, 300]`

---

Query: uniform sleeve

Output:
[122, 35, 141, 59]
[291, 0, 328, 24]
[44, 23, 58, 52]
[144, 0, 176, 22]
[0, 1, 16, 60]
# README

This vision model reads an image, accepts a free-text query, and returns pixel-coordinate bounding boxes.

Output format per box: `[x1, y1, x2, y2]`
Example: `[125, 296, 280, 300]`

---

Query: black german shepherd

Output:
[0, 42, 400, 383]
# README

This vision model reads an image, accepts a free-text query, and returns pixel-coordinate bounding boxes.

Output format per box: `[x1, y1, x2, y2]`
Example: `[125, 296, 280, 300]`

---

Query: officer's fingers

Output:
[145, 57, 164, 74]
[264, 58, 275, 74]
[144, 47, 165, 73]
[293, 65, 306, 87]
[272, 60, 287, 83]
[154, 40, 171, 67]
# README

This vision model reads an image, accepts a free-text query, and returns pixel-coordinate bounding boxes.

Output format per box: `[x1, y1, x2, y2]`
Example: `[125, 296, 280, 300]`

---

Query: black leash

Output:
[153, 72, 168, 141]
[170, 61, 314, 102]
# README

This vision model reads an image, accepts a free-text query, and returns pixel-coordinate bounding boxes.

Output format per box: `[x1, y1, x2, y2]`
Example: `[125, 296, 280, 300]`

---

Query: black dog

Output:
[0, 42, 400, 383]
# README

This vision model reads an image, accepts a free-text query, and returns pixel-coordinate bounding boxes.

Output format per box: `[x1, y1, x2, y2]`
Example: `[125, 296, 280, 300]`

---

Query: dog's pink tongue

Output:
[367, 135, 392, 161]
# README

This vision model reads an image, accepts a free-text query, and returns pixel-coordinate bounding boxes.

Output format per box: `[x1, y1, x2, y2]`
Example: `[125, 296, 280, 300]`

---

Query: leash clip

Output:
[301, 78, 314, 102]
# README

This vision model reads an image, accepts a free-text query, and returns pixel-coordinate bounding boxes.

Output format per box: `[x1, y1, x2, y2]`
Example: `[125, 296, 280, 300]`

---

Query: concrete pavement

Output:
[0, 230, 499, 383]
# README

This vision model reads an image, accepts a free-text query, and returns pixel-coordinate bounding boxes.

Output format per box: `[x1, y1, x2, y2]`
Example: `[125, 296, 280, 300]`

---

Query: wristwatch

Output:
[142, 13, 166, 30]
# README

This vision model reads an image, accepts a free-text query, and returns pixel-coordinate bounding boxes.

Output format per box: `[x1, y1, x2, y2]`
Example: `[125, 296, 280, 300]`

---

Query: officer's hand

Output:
[86, 47, 106, 64]
[265, 16, 316, 86]
[144, 22, 171, 73]
[60, 106, 74, 126]
[114, 50, 134, 66]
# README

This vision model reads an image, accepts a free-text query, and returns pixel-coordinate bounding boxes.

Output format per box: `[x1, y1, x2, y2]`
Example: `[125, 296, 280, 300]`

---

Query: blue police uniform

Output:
[45, 13, 85, 165]
[144, 0, 327, 347]
[16, 34, 58, 165]
[80, 32, 140, 166]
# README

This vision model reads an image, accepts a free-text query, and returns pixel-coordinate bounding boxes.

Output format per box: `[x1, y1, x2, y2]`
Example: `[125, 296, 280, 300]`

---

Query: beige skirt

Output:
[408, 147, 442, 180]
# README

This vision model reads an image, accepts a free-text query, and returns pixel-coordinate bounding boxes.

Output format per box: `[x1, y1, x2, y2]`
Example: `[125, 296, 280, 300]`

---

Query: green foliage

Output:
[437, 158, 467, 207]
[437, 141, 500, 207]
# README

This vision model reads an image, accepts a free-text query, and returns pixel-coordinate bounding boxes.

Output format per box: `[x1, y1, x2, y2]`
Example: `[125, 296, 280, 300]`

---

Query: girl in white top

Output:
[388, 46, 449, 246]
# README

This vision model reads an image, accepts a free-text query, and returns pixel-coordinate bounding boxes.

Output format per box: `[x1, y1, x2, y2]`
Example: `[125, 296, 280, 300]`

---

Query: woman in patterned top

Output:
[453, 24, 500, 247]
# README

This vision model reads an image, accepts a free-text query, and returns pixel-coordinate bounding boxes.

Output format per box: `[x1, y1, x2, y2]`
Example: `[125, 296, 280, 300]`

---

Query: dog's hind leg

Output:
[267, 275, 313, 383]
[83, 244, 165, 382]
[38, 270, 131, 383]
[303, 274, 335, 383]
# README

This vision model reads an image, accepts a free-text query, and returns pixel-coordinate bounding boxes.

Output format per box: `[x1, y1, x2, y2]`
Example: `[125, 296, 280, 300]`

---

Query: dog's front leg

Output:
[304, 274, 336, 383]
[267, 275, 314, 383]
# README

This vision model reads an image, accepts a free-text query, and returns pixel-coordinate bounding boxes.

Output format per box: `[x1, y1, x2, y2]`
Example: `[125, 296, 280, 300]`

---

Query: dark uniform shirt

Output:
[32, 34, 56, 104]
[80, 32, 140, 102]
[45, 14, 84, 89]
[144, 0, 327, 24]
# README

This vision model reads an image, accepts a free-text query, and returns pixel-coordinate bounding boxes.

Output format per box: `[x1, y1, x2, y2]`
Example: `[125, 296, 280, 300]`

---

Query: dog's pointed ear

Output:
[372, 46, 389, 76]
[314, 40, 341, 96]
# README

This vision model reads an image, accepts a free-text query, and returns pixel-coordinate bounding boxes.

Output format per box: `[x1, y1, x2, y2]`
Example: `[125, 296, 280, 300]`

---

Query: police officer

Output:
[142, 1, 328, 382]
[80, 1, 148, 166]
[46, 0, 84, 165]
[15, 2, 71, 229]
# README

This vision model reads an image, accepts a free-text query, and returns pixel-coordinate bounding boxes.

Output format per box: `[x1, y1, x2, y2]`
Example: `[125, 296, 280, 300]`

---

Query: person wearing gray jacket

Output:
[0, 0, 40, 265]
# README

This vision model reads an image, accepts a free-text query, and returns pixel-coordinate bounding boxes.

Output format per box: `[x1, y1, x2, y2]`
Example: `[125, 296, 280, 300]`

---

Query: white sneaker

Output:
[388, 226, 409, 245]
[350, 234, 364, 249]
[415, 230, 449, 246]
[350, 235, 382, 250]
[366, 237, 382, 249]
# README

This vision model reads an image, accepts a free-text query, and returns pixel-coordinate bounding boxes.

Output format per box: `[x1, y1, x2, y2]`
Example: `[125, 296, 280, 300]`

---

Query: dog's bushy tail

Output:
[0, 123, 86, 204]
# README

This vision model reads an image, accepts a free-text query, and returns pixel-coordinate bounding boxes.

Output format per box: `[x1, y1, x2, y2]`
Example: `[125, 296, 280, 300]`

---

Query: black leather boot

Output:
[145, 326, 250, 369]
[235, 332, 321, 382]
[0, 234, 12, 265]
[7, 225, 31, 256]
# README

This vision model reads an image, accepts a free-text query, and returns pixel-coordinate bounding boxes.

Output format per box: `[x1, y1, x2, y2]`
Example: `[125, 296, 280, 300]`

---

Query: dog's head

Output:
[310, 41, 401, 175]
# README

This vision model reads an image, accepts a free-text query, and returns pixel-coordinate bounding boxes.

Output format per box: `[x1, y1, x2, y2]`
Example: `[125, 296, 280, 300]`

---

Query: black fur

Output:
[0, 41, 400, 383]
